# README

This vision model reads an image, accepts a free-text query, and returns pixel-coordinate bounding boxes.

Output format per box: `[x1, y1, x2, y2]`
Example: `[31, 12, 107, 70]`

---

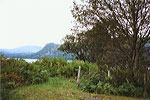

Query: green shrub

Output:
[134, 87, 144, 97]
[118, 83, 135, 97]
[34, 58, 98, 78]
[1, 57, 49, 88]
[0, 56, 50, 99]
[78, 65, 148, 97]
[20, 63, 48, 84]
[79, 72, 117, 95]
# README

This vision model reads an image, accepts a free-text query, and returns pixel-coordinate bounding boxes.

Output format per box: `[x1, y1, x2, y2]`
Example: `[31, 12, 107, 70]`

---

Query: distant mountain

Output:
[0, 49, 9, 54]
[38, 43, 60, 55]
[0, 46, 42, 54]
[28, 43, 73, 59]
[0, 43, 73, 60]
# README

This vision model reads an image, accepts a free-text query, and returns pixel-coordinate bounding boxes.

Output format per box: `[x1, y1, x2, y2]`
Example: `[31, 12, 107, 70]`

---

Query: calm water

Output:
[24, 59, 72, 63]
[24, 59, 37, 63]
[8, 58, 71, 63]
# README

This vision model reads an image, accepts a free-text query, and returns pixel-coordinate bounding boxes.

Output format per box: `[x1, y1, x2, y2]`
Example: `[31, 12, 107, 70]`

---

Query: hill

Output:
[0, 43, 73, 60]
[0, 46, 42, 54]
[28, 43, 72, 59]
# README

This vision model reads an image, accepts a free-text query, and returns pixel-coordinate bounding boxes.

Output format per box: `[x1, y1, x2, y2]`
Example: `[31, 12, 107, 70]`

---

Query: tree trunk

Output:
[143, 73, 147, 97]
[147, 70, 149, 82]
[132, 54, 138, 78]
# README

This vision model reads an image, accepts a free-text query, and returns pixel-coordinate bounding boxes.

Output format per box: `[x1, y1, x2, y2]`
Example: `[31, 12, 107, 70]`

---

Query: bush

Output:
[1, 57, 49, 88]
[1, 58, 27, 88]
[34, 58, 98, 78]
[20, 63, 48, 84]
[79, 72, 117, 95]
[78, 65, 149, 97]
[118, 83, 135, 96]
[1, 56, 49, 100]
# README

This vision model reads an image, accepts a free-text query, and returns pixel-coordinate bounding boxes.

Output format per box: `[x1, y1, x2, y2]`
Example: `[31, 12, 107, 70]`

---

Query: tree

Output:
[72, 0, 150, 79]
[58, 33, 87, 61]
[59, 21, 112, 64]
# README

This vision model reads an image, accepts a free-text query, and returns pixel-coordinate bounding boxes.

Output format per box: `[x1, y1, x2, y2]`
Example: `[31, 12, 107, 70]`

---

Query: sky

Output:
[0, 0, 74, 49]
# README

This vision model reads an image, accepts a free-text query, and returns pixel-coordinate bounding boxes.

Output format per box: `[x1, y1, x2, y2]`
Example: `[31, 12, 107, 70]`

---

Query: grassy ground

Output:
[10, 77, 150, 100]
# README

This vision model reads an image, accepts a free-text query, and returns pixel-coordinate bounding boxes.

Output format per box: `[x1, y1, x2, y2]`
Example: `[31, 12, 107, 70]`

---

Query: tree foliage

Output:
[59, 21, 112, 64]
[60, 0, 150, 74]
[72, 0, 150, 76]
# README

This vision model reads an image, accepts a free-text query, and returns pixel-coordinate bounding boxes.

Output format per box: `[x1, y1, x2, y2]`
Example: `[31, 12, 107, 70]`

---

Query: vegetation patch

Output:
[1, 56, 150, 99]
[9, 77, 149, 100]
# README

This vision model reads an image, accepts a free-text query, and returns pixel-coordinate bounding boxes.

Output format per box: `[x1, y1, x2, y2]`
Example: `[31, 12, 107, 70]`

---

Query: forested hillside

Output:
[0, 43, 73, 60]
[28, 43, 73, 59]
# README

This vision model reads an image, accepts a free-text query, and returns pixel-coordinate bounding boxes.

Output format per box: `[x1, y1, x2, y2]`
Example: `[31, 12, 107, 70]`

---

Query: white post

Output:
[108, 70, 110, 77]
[77, 66, 81, 86]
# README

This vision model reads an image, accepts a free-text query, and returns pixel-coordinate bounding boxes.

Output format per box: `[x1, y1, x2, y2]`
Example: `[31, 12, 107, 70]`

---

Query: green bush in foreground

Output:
[79, 66, 150, 98]
[0, 56, 49, 100]
[1, 58, 49, 88]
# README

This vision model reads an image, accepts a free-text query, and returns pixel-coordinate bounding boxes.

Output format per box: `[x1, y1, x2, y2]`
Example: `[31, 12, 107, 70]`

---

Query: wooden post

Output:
[108, 70, 110, 77]
[89, 66, 92, 75]
[77, 66, 81, 87]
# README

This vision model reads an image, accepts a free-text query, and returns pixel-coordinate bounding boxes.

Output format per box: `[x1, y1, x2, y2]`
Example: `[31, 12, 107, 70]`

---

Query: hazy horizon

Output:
[0, 0, 74, 49]
[0, 42, 60, 49]
[0, 42, 61, 49]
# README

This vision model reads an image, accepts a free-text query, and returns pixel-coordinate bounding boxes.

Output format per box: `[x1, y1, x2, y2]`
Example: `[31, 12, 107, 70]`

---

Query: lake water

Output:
[8, 58, 71, 63]
[24, 59, 72, 63]
[24, 59, 38, 63]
